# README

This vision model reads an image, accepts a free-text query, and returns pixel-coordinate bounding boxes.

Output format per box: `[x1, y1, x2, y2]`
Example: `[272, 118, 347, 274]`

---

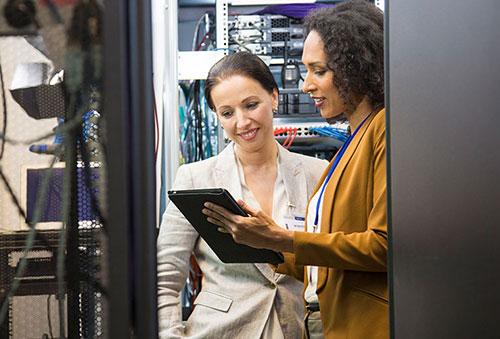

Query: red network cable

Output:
[274, 126, 298, 149]
[287, 127, 298, 149]
[284, 127, 298, 149]
[282, 127, 292, 148]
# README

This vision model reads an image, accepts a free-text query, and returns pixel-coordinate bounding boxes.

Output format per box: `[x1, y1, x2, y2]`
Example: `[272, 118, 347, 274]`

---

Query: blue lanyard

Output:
[313, 114, 372, 227]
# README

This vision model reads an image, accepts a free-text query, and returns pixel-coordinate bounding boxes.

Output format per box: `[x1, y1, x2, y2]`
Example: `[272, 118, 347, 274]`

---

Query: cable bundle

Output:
[178, 12, 218, 165]
[193, 13, 215, 52]
[274, 126, 298, 149]
[179, 81, 218, 164]
[309, 126, 350, 142]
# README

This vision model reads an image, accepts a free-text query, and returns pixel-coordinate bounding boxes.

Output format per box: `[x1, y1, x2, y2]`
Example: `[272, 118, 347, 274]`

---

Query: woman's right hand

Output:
[202, 200, 294, 253]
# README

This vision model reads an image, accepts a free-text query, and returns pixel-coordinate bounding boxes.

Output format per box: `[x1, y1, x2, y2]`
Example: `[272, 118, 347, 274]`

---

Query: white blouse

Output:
[236, 155, 289, 339]
[304, 185, 323, 304]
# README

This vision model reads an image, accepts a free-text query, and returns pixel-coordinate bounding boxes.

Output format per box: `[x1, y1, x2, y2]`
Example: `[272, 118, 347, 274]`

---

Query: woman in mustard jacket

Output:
[203, 1, 388, 338]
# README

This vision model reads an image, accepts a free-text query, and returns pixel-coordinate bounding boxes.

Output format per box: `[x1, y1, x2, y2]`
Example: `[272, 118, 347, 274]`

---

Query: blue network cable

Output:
[309, 126, 350, 142]
[179, 80, 218, 164]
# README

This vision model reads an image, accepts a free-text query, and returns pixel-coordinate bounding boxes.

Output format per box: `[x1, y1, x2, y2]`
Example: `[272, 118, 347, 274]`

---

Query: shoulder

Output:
[281, 148, 328, 180]
[179, 143, 235, 174]
[369, 108, 386, 139]
[288, 151, 328, 168]
[173, 155, 220, 188]
[178, 155, 219, 173]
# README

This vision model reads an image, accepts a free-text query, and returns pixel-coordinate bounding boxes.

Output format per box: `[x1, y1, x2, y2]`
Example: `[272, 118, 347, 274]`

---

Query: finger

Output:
[206, 216, 225, 228]
[204, 202, 237, 221]
[237, 199, 259, 217]
[202, 208, 230, 225]
[217, 227, 230, 234]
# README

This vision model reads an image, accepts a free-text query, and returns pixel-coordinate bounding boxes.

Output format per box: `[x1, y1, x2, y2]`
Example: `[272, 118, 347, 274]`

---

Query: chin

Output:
[320, 109, 345, 122]
[325, 114, 347, 124]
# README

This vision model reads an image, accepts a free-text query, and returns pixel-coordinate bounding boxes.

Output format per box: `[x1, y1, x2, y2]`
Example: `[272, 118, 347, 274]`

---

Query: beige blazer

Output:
[278, 109, 389, 339]
[158, 142, 328, 339]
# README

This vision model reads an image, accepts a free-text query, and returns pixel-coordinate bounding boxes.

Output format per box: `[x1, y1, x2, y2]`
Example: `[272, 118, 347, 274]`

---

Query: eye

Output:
[220, 110, 233, 118]
[246, 102, 259, 110]
[314, 69, 327, 76]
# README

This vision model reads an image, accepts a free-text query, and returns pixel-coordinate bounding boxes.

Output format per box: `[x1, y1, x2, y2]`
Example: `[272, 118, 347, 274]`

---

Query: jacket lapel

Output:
[255, 144, 308, 283]
[316, 113, 376, 292]
[214, 142, 243, 200]
[277, 143, 307, 218]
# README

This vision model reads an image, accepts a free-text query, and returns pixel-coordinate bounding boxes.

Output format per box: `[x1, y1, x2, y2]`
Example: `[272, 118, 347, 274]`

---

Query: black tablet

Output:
[167, 188, 284, 264]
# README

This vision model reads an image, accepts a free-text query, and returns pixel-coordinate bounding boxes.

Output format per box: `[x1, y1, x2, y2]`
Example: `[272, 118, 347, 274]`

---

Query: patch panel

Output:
[274, 121, 349, 137]
[273, 121, 349, 151]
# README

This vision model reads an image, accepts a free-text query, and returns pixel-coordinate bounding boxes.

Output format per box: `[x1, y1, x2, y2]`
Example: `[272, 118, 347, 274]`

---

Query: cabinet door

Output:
[387, 1, 500, 338]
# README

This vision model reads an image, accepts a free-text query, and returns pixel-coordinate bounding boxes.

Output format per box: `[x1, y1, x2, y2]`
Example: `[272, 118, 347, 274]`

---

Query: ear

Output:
[271, 88, 279, 111]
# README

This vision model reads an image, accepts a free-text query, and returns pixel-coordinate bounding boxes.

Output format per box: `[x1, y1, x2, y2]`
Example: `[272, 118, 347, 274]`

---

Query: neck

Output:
[235, 140, 278, 168]
[345, 97, 375, 132]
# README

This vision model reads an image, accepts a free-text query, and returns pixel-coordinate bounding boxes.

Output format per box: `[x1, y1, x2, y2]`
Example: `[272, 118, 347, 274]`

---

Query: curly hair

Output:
[304, 0, 384, 111]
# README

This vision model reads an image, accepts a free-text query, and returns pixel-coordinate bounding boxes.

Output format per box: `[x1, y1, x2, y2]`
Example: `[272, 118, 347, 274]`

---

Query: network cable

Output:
[309, 126, 349, 142]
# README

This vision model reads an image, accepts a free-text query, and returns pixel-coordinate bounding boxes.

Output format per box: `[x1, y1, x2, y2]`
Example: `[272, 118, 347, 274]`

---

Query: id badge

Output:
[283, 215, 305, 231]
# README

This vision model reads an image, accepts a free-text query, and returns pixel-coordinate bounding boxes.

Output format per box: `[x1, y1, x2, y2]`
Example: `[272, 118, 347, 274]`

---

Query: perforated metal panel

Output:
[0, 0, 109, 337]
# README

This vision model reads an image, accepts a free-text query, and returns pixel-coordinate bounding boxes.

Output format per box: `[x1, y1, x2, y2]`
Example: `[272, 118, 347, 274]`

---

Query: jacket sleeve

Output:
[276, 253, 305, 281]
[157, 165, 199, 339]
[293, 126, 388, 272]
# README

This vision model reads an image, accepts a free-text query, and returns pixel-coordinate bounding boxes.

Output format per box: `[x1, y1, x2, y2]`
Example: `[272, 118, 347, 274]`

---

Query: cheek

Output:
[257, 107, 273, 126]
[218, 119, 231, 133]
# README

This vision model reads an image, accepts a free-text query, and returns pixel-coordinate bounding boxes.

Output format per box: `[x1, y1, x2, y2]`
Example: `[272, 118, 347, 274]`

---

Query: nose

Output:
[302, 71, 315, 94]
[235, 110, 251, 129]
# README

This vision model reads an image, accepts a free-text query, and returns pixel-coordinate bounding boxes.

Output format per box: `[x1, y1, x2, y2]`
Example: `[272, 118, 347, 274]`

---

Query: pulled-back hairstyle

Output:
[205, 52, 278, 111]
[304, 0, 384, 110]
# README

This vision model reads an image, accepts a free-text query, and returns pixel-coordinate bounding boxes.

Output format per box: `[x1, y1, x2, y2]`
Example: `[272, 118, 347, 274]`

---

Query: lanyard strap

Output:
[313, 114, 372, 226]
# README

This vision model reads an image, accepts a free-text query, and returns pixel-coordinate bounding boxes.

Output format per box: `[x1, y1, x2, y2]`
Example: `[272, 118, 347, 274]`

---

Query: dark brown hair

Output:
[304, 0, 384, 110]
[205, 52, 278, 111]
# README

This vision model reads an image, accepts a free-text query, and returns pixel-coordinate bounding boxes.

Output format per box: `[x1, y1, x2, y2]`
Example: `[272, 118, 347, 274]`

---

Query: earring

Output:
[272, 107, 278, 114]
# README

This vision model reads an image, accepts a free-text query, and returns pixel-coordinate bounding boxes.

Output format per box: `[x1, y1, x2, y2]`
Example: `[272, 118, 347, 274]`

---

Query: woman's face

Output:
[210, 74, 278, 152]
[302, 30, 345, 119]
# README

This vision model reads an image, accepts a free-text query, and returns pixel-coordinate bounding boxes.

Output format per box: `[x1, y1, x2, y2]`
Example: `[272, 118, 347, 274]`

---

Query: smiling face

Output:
[211, 74, 278, 152]
[302, 30, 346, 120]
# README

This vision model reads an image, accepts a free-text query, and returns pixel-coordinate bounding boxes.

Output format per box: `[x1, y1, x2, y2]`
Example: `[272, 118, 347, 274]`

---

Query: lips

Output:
[238, 128, 258, 141]
[311, 96, 325, 108]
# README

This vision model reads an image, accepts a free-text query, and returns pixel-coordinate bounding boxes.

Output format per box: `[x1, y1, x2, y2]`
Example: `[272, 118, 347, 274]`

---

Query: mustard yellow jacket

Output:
[278, 108, 388, 339]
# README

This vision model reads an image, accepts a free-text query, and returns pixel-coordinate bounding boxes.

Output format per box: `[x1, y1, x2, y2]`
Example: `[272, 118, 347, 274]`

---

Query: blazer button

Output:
[267, 282, 277, 289]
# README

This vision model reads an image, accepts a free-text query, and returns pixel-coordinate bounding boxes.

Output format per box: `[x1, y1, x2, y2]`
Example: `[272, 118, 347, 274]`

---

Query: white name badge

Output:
[283, 215, 305, 231]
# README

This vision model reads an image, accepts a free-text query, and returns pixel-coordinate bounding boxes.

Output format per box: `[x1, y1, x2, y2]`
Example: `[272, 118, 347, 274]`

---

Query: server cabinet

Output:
[387, 1, 500, 338]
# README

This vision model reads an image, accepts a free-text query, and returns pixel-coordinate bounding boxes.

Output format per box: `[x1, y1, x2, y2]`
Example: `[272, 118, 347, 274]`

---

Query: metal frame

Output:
[216, 0, 229, 50]
[163, 0, 180, 191]
[104, 0, 158, 337]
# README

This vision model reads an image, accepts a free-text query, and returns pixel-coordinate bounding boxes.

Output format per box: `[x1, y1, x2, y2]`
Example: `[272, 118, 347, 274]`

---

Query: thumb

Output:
[237, 199, 258, 216]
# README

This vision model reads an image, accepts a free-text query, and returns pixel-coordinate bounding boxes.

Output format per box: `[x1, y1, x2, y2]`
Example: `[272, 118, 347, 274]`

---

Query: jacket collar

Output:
[214, 142, 243, 201]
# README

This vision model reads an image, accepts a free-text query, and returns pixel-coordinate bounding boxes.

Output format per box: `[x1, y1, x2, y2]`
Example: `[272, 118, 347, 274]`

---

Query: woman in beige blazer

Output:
[157, 52, 327, 338]
[203, 2, 388, 339]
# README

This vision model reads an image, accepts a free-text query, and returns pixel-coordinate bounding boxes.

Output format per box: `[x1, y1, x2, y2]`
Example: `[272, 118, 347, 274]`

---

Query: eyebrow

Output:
[302, 61, 327, 68]
[217, 105, 232, 112]
[216, 96, 260, 111]
[241, 96, 260, 103]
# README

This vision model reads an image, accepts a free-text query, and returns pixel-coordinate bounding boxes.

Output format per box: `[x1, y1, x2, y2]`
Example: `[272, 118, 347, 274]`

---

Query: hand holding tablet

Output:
[168, 188, 284, 264]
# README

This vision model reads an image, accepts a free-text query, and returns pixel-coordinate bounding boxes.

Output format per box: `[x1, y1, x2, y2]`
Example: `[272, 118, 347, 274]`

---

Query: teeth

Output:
[310, 95, 324, 102]
[240, 129, 257, 138]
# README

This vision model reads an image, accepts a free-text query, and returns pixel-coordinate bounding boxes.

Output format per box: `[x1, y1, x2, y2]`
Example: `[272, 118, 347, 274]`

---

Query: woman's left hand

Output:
[202, 200, 294, 253]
